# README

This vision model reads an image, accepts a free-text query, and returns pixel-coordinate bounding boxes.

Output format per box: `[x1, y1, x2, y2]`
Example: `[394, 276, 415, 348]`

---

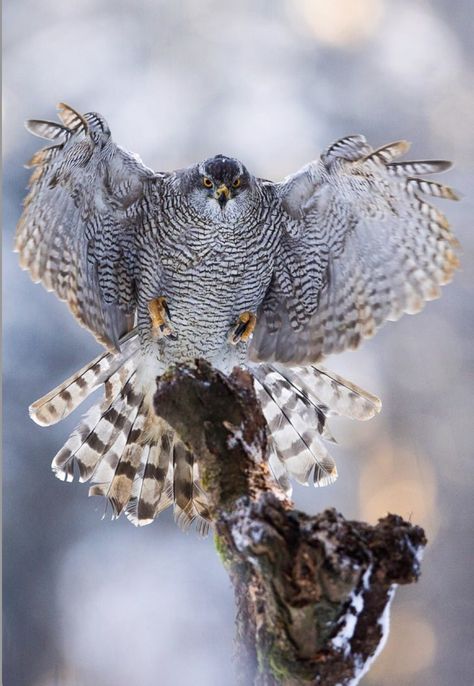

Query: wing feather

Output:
[15, 103, 156, 350]
[251, 136, 459, 364]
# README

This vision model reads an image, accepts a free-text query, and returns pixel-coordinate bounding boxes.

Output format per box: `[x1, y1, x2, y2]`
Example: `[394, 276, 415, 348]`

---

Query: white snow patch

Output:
[406, 538, 425, 569]
[330, 565, 372, 656]
[416, 545, 424, 564]
[230, 513, 261, 567]
[330, 592, 363, 654]
[225, 426, 264, 462]
[336, 583, 397, 686]
[361, 564, 373, 590]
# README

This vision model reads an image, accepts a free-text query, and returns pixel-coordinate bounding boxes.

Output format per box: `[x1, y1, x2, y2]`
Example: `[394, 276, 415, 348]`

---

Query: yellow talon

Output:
[148, 297, 176, 338]
[229, 311, 257, 344]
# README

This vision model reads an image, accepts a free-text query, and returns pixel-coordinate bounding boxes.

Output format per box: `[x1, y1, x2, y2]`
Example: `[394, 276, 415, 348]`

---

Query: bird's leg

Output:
[148, 297, 176, 339]
[229, 312, 257, 345]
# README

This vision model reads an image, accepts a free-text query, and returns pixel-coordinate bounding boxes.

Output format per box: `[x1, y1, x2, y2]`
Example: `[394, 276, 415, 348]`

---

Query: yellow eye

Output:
[233, 178, 241, 188]
[203, 177, 213, 188]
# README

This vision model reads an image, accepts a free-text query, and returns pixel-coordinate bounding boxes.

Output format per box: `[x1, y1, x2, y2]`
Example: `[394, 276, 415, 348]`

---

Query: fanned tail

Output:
[34, 336, 210, 529]
[32, 334, 379, 528]
[251, 363, 381, 490]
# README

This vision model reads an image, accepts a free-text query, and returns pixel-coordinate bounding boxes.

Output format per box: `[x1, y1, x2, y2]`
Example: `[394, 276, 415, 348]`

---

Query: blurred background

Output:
[3, 1, 473, 685]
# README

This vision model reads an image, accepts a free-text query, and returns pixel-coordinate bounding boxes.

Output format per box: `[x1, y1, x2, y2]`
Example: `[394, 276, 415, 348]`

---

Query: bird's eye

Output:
[203, 177, 213, 188]
[233, 178, 241, 188]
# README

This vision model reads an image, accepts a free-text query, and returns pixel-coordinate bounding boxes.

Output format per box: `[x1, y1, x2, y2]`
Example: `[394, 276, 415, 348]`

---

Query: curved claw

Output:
[229, 312, 257, 345]
[148, 297, 177, 340]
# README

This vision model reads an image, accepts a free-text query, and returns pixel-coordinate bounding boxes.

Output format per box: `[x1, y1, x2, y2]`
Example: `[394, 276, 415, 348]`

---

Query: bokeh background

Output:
[3, 1, 474, 685]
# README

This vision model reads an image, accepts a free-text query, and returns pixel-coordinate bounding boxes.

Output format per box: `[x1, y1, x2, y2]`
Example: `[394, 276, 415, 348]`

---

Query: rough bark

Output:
[153, 360, 426, 686]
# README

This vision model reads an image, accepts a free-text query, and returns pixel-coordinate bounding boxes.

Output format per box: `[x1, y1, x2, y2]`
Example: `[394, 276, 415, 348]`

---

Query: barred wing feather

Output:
[250, 136, 459, 364]
[15, 103, 156, 351]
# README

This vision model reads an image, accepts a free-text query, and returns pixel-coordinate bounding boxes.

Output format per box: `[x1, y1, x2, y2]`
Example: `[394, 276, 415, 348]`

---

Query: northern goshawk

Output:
[16, 104, 459, 531]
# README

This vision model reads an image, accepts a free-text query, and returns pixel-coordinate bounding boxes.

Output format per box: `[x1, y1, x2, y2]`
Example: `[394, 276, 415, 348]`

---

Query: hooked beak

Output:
[214, 184, 231, 208]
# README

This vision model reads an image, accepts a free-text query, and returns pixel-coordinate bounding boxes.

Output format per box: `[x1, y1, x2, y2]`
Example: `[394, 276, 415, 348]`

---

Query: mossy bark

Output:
[154, 361, 426, 686]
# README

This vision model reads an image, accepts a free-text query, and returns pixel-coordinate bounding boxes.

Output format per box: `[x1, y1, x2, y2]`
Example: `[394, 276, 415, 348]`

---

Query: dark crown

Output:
[204, 155, 241, 184]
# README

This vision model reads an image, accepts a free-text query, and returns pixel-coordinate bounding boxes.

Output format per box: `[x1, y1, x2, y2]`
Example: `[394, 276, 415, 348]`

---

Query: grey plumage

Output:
[16, 104, 459, 529]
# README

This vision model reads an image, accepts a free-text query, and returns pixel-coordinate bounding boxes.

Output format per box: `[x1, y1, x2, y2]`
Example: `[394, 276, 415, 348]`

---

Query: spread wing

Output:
[250, 136, 460, 364]
[15, 103, 157, 351]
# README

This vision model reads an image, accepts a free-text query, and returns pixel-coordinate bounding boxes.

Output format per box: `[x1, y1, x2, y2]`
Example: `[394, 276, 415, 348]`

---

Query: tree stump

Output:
[153, 360, 426, 686]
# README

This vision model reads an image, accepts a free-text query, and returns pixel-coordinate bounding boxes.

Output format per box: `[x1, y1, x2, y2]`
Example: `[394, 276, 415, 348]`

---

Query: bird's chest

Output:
[160, 222, 272, 311]
[140, 213, 278, 370]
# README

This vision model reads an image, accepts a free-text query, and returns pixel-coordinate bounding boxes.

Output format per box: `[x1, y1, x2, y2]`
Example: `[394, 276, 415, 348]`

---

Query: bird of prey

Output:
[15, 103, 459, 531]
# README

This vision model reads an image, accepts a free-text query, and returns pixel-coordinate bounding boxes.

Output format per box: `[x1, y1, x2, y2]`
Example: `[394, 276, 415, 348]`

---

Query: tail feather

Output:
[124, 443, 151, 524]
[192, 462, 211, 536]
[253, 373, 338, 486]
[267, 436, 292, 497]
[268, 366, 337, 442]
[88, 374, 143, 486]
[125, 431, 174, 526]
[51, 365, 137, 482]
[52, 403, 104, 483]
[89, 398, 147, 517]
[251, 363, 381, 489]
[276, 364, 382, 421]
[173, 441, 198, 530]
[30, 330, 139, 426]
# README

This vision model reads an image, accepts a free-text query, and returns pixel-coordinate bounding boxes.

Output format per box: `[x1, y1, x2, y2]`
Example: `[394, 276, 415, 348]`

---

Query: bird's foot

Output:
[229, 311, 257, 345]
[148, 297, 177, 339]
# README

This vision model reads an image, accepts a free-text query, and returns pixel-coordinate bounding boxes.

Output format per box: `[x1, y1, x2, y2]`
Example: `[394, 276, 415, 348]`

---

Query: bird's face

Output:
[188, 155, 254, 223]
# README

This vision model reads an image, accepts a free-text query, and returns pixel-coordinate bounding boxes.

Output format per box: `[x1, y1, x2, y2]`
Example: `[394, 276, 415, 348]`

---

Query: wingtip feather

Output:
[25, 119, 69, 140]
[57, 102, 89, 133]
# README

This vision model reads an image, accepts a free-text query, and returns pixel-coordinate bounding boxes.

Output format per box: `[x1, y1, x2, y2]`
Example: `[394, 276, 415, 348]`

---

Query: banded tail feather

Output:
[252, 368, 338, 486]
[269, 364, 381, 421]
[88, 394, 147, 516]
[125, 432, 174, 526]
[251, 363, 381, 487]
[267, 434, 292, 496]
[172, 441, 210, 533]
[31, 338, 380, 528]
[51, 362, 138, 482]
[29, 330, 140, 427]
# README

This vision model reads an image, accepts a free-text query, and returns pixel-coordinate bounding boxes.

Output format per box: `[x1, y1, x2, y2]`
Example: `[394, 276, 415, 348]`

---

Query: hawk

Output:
[15, 103, 459, 531]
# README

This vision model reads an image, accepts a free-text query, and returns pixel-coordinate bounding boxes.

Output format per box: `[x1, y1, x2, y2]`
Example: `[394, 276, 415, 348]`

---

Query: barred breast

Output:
[137, 193, 282, 374]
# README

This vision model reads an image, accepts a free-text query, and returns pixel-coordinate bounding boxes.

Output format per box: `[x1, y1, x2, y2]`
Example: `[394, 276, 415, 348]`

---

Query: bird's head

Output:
[186, 155, 254, 222]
